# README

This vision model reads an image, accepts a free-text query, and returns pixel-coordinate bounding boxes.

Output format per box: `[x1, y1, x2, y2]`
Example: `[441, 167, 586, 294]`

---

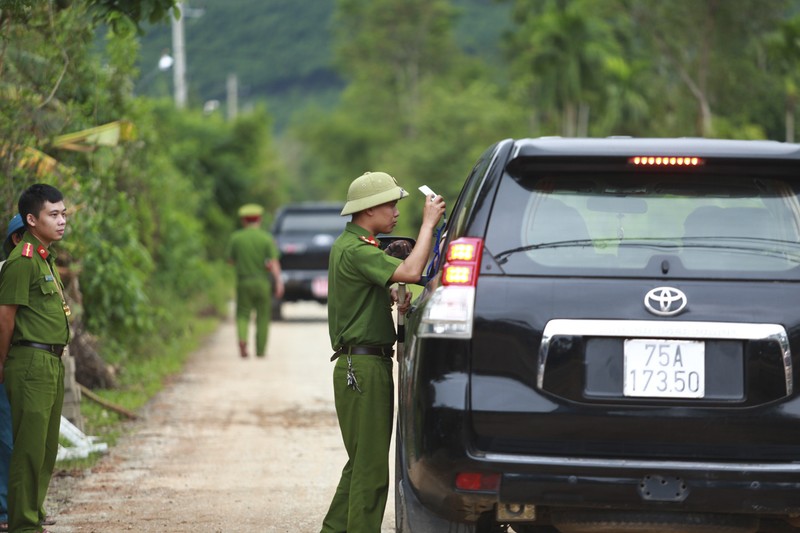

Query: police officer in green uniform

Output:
[0, 184, 70, 533]
[226, 203, 284, 358]
[321, 171, 445, 533]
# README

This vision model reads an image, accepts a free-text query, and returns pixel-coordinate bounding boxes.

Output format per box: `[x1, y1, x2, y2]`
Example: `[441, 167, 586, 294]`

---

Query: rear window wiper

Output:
[495, 239, 595, 265]
[495, 237, 800, 265]
[681, 237, 800, 262]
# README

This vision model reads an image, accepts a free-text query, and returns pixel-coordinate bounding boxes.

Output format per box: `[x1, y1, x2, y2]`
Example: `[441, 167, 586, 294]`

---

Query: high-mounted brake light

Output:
[629, 156, 704, 167]
[442, 238, 483, 287]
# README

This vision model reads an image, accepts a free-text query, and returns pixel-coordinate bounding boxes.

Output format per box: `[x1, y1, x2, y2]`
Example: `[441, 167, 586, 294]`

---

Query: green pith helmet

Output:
[340, 171, 409, 216]
[238, 203, 264, 218]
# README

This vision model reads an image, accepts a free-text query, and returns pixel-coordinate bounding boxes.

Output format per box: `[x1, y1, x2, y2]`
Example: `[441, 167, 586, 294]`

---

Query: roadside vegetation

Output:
[3, 0, 800, 456]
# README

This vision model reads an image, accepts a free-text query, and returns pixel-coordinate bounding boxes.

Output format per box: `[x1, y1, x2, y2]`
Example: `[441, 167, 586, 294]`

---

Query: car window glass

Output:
[487, 172, 800, 279]
[278, 212, 347, 233]
[448, 146, 496, 241]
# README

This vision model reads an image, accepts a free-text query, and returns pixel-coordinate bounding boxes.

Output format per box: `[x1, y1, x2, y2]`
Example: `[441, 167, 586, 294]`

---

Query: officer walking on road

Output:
[226, 204, 285, 358]
[0, 184, 70, 533]
[320, 171, 445, 533]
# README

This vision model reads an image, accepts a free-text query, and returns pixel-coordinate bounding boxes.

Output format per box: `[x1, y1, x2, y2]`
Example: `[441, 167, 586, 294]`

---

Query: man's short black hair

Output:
[18, 183, 64, 227]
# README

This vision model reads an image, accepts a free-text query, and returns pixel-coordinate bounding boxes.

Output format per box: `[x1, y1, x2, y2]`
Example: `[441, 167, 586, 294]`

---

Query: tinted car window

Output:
[276, 211, 345, 234]
[448, 145, 497, 241]
[487, 173, 800, 279]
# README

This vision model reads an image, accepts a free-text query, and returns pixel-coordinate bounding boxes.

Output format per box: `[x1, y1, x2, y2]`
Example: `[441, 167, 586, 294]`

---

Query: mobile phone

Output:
[418, 185, 436, 198]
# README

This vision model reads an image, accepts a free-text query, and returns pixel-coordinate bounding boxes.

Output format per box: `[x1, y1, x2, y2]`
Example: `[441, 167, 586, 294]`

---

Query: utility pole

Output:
[171, 2, 187, 109]
[227, 73, 238, 120]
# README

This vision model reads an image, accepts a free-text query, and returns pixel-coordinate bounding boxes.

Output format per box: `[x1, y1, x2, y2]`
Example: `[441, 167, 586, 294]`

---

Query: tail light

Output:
[455, 472, 500, 492]
[419, 238, 483, 339]
[442, 238, 482, 286]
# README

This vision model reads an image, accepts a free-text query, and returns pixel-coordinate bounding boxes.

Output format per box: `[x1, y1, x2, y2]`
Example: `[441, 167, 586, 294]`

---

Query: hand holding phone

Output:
[418, 185, 446, 225]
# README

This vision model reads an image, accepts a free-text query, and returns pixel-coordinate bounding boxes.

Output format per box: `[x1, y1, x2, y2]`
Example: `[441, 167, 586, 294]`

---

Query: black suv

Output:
[270, 203, 346, 319]
[397, 138, 800, 533]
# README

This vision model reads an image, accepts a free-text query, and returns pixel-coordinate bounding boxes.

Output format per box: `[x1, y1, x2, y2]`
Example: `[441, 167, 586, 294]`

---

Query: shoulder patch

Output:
[359, 235, 380, 247]
[21, 243, 34, 258]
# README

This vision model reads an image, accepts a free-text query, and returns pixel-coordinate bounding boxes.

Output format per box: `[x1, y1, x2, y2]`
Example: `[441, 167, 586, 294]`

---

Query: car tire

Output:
[550, 510, 759, 533]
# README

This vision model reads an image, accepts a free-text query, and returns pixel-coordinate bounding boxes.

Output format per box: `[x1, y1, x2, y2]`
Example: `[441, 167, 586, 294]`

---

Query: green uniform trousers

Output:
[235, 278, 272, 357]
[321, 354, 394, 533]
[5, 346, 64, 533]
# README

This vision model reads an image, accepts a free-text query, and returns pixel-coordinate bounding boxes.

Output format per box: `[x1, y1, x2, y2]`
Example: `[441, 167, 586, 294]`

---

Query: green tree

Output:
[334, 0, 459, 138]
[627, 0, 789, 137]
[0, 0, 287, 378]
[289, 0, 520, 215]
[501, 0, 792, 138]
[153, 102, 290, 257]
[504, 0, 620, 136]
[766, 13, 800, 141]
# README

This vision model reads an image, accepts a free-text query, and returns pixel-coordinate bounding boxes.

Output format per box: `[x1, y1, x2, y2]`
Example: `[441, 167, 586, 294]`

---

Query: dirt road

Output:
[45, 302, 396, 532]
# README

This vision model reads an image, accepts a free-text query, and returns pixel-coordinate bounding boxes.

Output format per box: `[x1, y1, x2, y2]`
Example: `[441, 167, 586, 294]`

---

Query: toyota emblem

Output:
[644, 287, 687, 316]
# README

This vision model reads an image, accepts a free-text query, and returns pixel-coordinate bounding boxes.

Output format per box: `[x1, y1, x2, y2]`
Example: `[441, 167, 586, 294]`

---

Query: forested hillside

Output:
[135, 0, 512, 128]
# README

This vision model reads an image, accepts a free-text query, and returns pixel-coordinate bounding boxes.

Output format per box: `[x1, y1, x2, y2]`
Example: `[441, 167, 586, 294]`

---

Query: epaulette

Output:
[21, 243, 34, 258]
[359, 235, 379, 247]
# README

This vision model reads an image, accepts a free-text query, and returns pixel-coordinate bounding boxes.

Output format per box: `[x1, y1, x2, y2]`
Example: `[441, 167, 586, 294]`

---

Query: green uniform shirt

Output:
[328, 222, 402, 350]
[226, 226, 279, 280]
[0, 232, 70, 345]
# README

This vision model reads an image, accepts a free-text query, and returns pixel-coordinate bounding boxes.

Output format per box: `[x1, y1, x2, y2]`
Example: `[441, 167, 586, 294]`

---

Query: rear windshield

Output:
[486, 171, 800, 280]
[276, 211, 346, 234]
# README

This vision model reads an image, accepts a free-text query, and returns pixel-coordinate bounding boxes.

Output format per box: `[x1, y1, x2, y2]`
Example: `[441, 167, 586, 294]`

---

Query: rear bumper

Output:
[280, 270, 327, 302]
[490, 452, 800, 514]
[408, 449, 800, 523]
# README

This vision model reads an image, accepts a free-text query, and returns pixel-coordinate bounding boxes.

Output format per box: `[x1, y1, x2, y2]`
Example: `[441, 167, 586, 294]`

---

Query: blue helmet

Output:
[3, 213, 24, 256]
[6, 213, 23, 240]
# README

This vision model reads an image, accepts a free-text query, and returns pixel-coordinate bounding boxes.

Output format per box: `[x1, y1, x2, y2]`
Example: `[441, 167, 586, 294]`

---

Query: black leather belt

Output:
[13, 341, 65, 357]
[331, 345, 394, 361]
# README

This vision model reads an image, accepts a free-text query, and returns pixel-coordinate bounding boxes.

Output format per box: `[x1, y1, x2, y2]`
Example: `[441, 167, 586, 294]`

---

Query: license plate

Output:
[311, 276, 328, 298]
[623, 339, 705, 398]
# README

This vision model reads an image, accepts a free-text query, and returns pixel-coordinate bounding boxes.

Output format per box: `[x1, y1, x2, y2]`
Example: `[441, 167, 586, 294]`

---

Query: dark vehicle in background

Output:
[397, 138, 800, 533]
[270, 203, 346, 319]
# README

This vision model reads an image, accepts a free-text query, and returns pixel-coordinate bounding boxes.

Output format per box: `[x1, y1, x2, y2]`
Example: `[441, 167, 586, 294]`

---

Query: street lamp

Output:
[158, 53, 174, 72]
[135, 50, 173, 95]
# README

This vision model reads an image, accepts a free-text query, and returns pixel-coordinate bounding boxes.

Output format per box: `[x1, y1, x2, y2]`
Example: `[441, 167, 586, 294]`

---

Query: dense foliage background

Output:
[3, 0, 800, 387]
[134, 0, 513, 130]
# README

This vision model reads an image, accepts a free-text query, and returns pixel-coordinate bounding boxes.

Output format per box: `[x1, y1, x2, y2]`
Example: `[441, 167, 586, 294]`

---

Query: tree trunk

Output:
[578, 102, 590, 137]
[70, 320, 118, 390]
[60, 265, 118, 390]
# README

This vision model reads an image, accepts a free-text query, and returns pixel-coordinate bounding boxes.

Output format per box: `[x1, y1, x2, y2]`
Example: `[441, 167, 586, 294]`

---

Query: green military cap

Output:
[341, 171, 408, 216]
[238, 203, 264, 218]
